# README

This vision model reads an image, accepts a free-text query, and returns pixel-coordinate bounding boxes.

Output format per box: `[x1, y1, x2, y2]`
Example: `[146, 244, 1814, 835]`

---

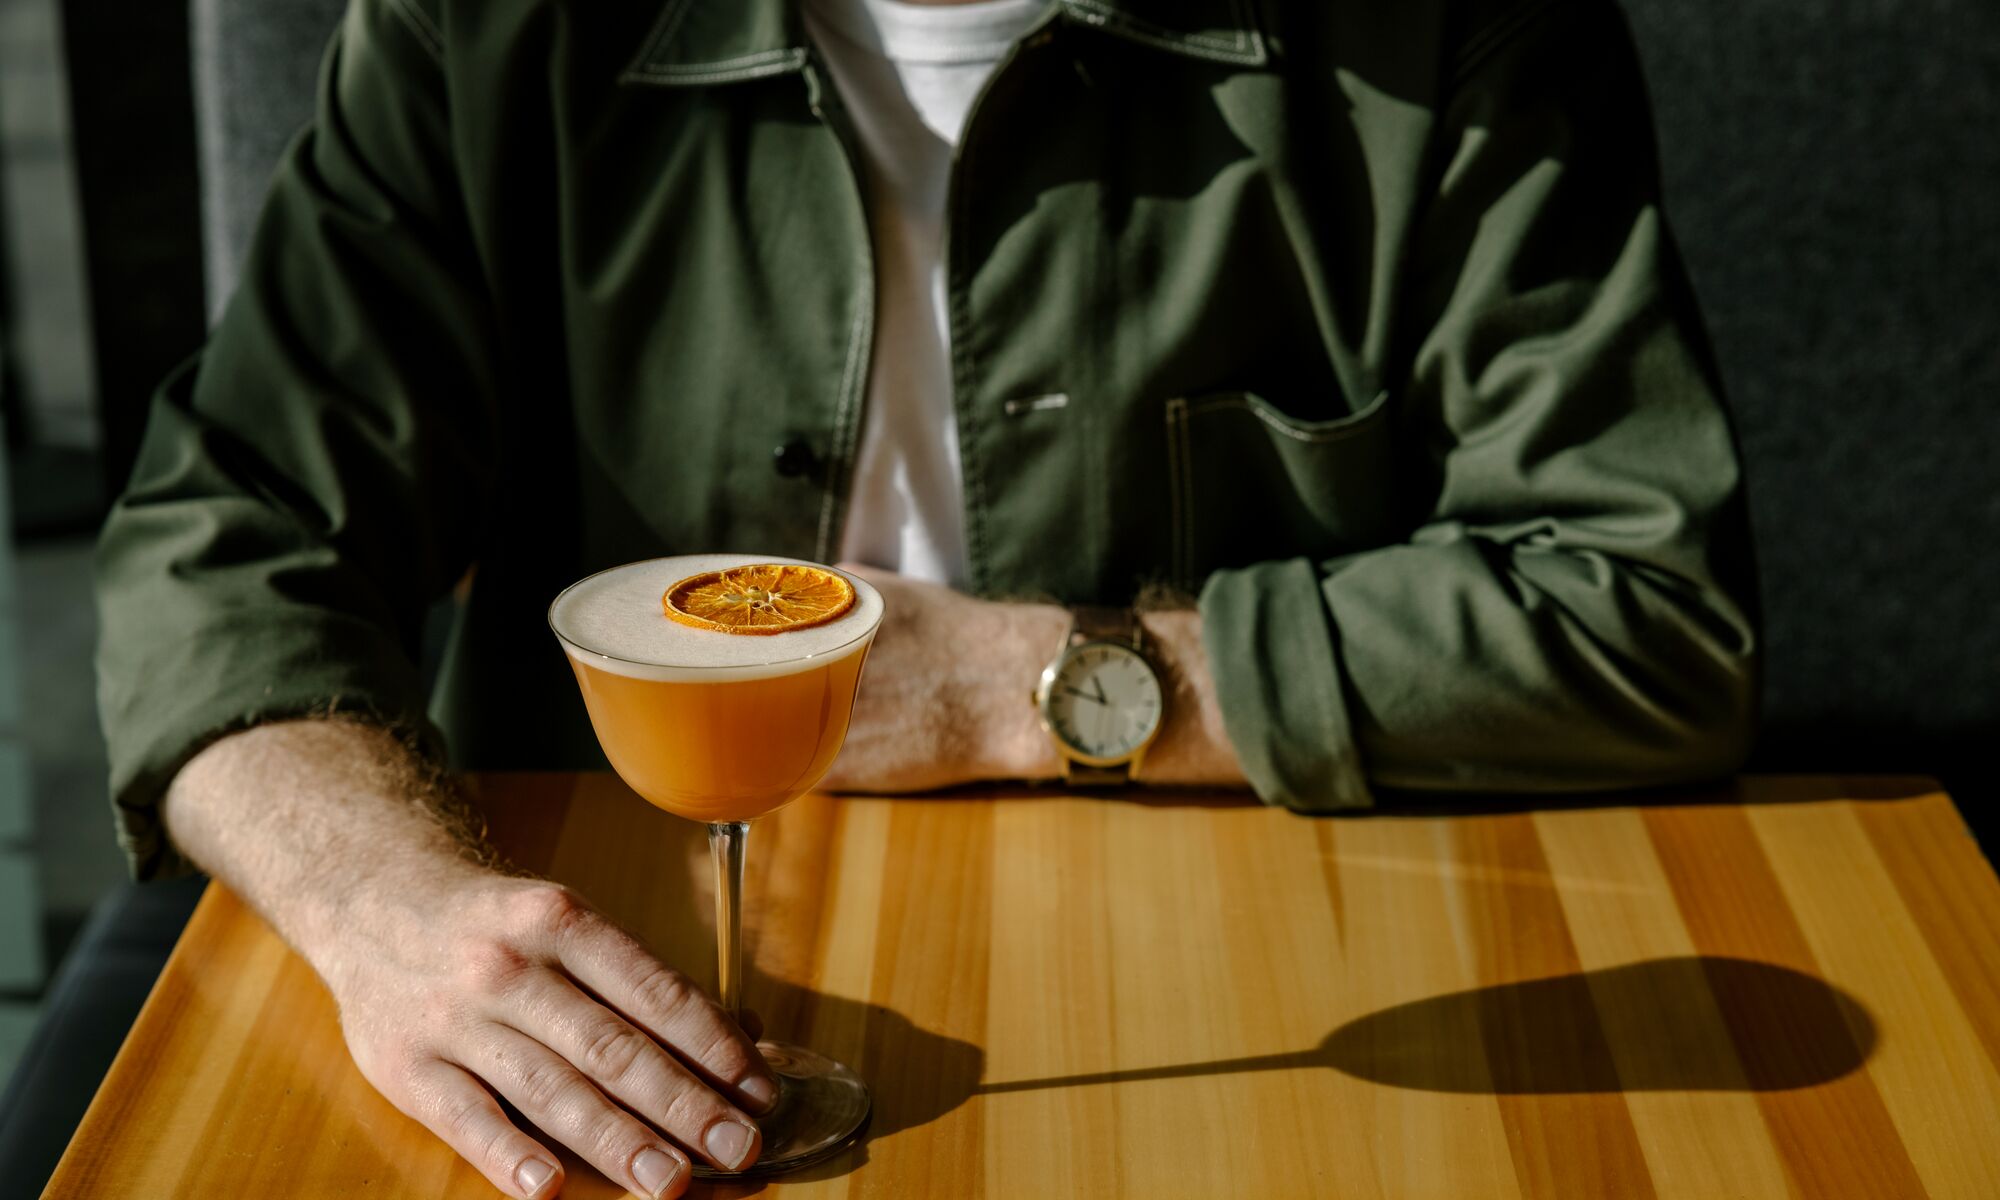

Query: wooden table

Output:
[42, 774, 2000, 1198]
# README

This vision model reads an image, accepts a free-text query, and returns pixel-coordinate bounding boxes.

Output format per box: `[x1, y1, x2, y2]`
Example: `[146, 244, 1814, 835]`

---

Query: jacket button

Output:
[772, 439, 817, 478]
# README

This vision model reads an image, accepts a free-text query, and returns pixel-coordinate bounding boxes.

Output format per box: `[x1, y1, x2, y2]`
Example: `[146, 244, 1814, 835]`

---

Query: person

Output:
[94, 0, 1757, 1194]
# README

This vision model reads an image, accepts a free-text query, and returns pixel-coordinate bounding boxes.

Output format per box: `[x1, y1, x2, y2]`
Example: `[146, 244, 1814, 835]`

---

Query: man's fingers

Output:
[469, 1025, 704, 1197]
[401, 1058, 563, 1199]
[503, 968, 765, 1171]
[550, 911, 778, 1113]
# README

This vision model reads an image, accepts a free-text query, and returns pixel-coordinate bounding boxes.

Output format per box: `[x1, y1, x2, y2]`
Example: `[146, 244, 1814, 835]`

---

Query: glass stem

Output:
[707, 821, 750, 1020]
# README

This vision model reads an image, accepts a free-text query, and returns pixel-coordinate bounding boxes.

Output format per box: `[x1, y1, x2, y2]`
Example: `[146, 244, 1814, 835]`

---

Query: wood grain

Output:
[42, 776, 2000, 1199]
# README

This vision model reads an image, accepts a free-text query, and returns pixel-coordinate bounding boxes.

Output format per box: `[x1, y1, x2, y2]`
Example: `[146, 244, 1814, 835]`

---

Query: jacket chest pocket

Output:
[1165, 389, 1398, 591]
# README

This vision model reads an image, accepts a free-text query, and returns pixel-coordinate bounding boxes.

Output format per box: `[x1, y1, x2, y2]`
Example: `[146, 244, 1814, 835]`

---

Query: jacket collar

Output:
[620, 0, 1267, 86]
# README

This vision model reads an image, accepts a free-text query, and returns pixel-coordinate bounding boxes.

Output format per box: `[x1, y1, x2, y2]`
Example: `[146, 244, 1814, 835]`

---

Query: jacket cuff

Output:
[99, 611, 444, 881]
[1197, 557, 1375, 812]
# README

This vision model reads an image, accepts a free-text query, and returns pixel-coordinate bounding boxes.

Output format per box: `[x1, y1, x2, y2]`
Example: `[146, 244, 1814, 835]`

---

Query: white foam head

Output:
[549, 555, 883, 681]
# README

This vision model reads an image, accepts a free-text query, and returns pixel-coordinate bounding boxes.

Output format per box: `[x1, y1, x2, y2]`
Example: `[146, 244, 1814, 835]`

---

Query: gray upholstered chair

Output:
[192, 0, 350, 309]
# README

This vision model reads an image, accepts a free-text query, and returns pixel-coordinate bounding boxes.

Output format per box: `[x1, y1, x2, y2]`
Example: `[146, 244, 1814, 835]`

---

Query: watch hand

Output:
[1058, 685, 1103, 705]
[1090, 676, 1108, 706]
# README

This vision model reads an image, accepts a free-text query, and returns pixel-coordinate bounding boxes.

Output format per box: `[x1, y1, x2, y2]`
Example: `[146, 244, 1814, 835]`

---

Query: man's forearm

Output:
[164, 717, 778, 1196]
[814, 567, 1249, 794]
[163, 718, 494, 964]
[1130, 608, 1245, 786]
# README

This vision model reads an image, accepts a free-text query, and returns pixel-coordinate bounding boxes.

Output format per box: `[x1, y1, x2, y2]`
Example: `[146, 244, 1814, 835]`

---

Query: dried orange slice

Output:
[663, 563, 856, 635]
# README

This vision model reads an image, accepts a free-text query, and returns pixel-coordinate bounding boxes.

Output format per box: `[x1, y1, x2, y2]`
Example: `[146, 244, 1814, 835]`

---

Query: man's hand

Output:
[165, 720, 779, 1199]
[821, 565, 1246, 791]
[329, 873, 774, 1198]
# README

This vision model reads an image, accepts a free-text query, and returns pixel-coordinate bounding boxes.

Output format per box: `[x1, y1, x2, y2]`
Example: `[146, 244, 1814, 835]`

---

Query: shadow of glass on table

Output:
[977, 956, 1874, 1097]
[682, 980, 989, 1198]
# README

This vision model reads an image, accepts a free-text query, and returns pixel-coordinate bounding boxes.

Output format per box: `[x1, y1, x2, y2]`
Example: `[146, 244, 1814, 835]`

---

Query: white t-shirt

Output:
[803, 0, 1048, 587]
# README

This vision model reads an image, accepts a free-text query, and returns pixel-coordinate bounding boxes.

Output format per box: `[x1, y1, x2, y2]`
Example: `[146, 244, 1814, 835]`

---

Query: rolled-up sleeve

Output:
[1201, 0, 1760, 810]
[95, 0, 496, 878]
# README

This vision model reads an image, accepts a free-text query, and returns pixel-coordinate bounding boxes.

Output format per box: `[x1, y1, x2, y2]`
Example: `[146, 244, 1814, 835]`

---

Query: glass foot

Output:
[691, 1040, 871, 1179]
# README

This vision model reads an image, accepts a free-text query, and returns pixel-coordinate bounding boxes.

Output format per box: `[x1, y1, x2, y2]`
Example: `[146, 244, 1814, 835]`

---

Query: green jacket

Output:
[97, 0, 1758, 879]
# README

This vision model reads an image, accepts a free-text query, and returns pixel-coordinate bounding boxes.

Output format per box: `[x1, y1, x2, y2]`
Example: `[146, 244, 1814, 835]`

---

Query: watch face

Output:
[1040, 641, 1164, 764]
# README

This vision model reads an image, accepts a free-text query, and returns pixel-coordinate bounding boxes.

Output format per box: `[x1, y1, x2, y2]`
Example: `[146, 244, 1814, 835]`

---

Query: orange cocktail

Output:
[549, 554, 882, 1178]
[551, 554, 881, 823]
[567, 647, 867, 822]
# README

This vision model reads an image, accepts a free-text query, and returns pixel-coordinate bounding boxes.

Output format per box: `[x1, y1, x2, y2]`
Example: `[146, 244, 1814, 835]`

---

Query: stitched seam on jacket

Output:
[1062, 0, 1268, 65]
[1064, 0, 1244, 52]
[816, 305, 871, 560]
[624, 53, 809, 85]
[949, 103, 986, 591]
[388, 0, 445, 63]
[1186, 395, 1387, 444]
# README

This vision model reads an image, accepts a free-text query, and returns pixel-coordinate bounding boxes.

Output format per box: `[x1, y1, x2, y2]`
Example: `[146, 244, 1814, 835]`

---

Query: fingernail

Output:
[515, 1157, 558, 1197]
[633, 1146, 686, 1198]
[738, 1073, 778, 1112]
[704, 1119, 755, 1170]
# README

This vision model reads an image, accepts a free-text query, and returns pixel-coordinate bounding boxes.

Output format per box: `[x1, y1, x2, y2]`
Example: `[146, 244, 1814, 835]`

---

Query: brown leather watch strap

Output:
[1064, 761, 1133, 787]
[1067, 606, 1141, 651]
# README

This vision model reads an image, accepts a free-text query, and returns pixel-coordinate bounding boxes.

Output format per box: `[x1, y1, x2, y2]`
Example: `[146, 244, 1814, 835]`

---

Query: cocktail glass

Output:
[549, 554, 881, 1176]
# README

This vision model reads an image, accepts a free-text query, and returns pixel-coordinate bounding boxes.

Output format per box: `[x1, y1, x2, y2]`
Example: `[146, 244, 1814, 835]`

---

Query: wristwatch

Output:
[1032, 607, 1166, 785]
